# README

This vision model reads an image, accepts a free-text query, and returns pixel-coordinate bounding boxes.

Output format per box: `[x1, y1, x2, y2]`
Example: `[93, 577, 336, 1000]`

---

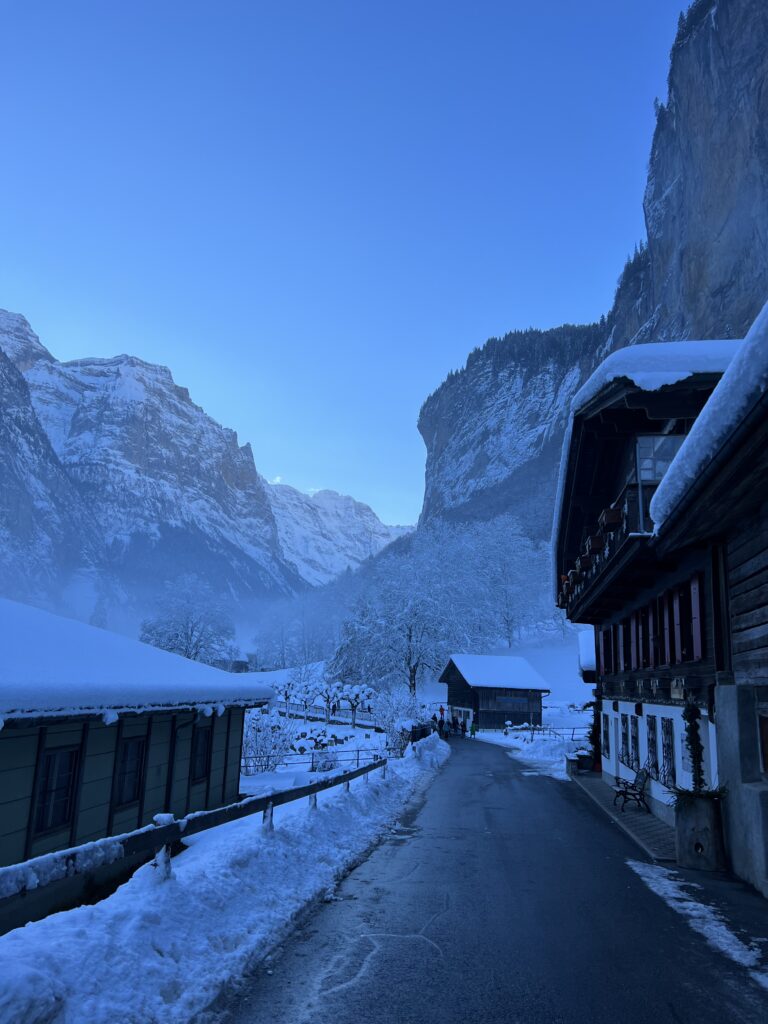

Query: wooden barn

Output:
[0, 598, 273, 874]
[438, 655, 550, 730]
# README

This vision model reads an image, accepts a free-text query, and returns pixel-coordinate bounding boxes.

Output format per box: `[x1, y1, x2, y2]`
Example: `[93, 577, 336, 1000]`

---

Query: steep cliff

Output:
[21, 347, 299, 600]
[0, 346, 97, 604]
[419, 0, 768, 535]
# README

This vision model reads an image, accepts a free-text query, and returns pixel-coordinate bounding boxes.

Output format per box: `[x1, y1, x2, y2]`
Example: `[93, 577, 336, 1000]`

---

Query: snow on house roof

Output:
[551, 338, 742, 596]
[0, 598, 274, 721]
[570, 339, 741, 418]
[443, 654, 549, 691]
[650, 301, 768, 532]
[577, 629, 596, 675]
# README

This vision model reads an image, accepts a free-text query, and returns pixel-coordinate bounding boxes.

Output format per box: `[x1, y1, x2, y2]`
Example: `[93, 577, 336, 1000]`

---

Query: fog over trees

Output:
[247, 515, 564, 689]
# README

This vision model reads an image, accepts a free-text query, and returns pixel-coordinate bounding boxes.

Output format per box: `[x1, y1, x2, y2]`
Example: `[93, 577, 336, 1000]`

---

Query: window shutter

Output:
[617, 621, 625, 672]
[637, 612, 645, 668]
[663, 595, 672, 665]
[691, 575, 702, 660]
[673, 590, 682, 664]
[598, 629, 606, 675]
[648, 604, 656, 669]
[630, 613, 638, 669]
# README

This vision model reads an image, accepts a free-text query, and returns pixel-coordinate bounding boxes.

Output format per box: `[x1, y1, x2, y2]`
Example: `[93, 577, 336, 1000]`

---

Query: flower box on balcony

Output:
[598, 507, 623, 531]
[576, 554, 593, 572]
[584, 534, 604, 555]
[567, 569, 581, 585]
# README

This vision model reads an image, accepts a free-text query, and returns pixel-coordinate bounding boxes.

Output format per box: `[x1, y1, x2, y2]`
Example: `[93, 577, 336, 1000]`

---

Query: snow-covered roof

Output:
[650, 302, 768, 532]
[570, 340, 740, 417]
[551, 338, 742, 595]
[0, 598, 274, 721]
[443, 654, 549, 691]
[577, 630, 596, 675]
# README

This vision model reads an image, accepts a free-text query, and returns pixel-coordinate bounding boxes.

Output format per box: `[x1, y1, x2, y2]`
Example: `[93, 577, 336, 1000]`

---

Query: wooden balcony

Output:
[558, 483, 659, 619]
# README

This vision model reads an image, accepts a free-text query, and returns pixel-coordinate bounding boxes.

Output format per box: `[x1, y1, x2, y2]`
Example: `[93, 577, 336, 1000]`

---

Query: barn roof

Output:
[0, 598, 274, 721]
[440, 654, 549, 691]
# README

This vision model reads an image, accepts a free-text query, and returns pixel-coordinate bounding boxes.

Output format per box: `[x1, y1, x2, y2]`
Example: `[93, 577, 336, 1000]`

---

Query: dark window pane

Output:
[115, 737, 146, 806]
[759, 715, 768, 774]
[191, 725, 212, 782]
[647, 715, 659, 778]
[35, 748, 79, 834]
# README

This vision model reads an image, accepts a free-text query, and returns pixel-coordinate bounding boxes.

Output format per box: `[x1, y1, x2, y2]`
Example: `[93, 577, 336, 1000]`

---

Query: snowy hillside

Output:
[268, 484, 411, 586]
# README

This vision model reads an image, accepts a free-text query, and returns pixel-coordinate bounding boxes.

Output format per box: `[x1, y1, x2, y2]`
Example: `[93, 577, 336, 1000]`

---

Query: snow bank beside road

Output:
[0, 735, 449, 1024]
[474, 729, 582, 781]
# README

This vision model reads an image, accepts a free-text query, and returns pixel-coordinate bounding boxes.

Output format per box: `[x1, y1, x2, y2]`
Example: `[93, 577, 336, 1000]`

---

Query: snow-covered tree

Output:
[338, 682, 375, 728]
[139, 574, 236, 665]
[292, 662, 322, 722]
[317, 674, 343, 724]
[242, 708, 296, 774]
[372, 686, 426, 755]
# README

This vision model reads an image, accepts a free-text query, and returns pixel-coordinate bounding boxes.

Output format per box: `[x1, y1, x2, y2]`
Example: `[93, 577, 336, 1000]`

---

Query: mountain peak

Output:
[0, 309, 55, 372]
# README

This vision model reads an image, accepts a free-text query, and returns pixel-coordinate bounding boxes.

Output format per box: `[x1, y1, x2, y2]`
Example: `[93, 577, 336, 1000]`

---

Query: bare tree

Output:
[139, 574, 236, 664]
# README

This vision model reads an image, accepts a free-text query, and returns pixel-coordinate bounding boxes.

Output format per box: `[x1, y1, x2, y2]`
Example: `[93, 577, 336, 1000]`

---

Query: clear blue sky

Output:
[0, 1, 682, 525]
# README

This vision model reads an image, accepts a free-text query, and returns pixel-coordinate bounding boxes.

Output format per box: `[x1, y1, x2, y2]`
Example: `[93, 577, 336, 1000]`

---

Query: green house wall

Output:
[0, 706, 247, 869]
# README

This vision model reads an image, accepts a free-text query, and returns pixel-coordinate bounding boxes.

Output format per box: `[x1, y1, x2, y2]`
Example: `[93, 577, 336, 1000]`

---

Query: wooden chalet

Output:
[0, 598, 272, 892]
[649, 306, 768, 895]
[554, 307, 768, 897]
[439, 655, 550, 730]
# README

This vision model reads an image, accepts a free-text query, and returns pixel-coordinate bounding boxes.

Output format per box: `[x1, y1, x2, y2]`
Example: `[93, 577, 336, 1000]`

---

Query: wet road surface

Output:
[217, 737, 768, 1024]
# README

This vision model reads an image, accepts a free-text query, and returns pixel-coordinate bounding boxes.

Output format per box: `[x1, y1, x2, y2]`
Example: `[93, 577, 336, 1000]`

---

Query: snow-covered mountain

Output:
[0, 344, 97, 604]
[268, 484, 411, 586]
[0, 312, 404, 618]
[419, 0, 768, 544]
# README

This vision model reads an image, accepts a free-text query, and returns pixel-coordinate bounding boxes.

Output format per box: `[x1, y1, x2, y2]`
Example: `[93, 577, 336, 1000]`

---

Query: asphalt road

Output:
[217, 737, 768, 1024]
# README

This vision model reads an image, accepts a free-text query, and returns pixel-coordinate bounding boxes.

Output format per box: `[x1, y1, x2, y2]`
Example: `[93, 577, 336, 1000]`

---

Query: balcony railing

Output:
[558, 482, 658, 612]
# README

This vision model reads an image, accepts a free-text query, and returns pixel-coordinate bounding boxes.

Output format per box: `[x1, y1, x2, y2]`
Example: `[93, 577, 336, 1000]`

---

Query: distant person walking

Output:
[451, 716, 459, 735]
[437, 718, 445, 737]
[460, 719, 467, 737]
[469, 720, 477, 739]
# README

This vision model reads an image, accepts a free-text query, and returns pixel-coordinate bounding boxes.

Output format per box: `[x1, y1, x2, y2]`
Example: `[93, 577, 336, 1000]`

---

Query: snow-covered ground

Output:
[628, 860, 768, 992]
[473, 701, 591, 781]
[0, 734, 449, 1024]
[473, 729, 581, 781]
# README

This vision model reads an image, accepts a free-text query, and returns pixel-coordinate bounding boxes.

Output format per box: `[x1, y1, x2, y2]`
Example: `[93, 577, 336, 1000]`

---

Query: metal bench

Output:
[612, 768, 650, 813]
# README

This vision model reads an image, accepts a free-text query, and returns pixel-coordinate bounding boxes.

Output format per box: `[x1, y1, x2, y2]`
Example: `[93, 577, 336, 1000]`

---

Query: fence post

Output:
[343, 779, 350, 794]
[381, 763, 387, 780]
[152, 844, 173, 881]
[263, 801, 274, 831]
[309, 792, 317, 810]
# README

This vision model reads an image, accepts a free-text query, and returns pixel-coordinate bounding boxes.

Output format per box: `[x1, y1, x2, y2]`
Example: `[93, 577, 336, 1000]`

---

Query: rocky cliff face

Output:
[268, 484, 411, 586]
[638, 0, 768, 343]
[0, 311, 403, 620]
[0, 345, 97, 604]
[22, 347, 299, 600]
[419, 0, 768, 536]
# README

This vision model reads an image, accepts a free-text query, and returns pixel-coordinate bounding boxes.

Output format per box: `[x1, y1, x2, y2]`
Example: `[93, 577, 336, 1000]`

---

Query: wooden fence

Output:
[0, 758, 387, 936]
[274, 700, 377, 728]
